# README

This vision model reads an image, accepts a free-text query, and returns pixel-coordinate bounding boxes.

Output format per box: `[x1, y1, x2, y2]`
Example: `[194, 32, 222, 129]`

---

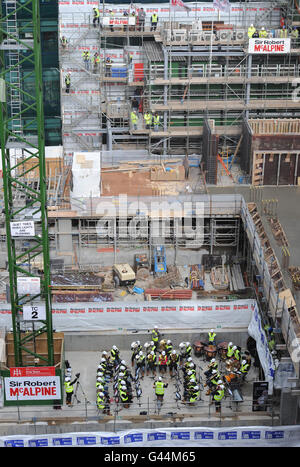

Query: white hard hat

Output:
[194, 385, 199, 390]
[121, 360, 126, 365]
[212, 370, 217, 374]
[189, 363, 195, 368]
[211, 359, 216, 363]
[229, 342, 233, 346]
[135, 355, 140, 360]
[97, 372, 103, 376]
[139, 351, 143, 356]
[150, 341, 154, 346]
[242, 360, 246, 365]
[219, 384, 225, 389]
[179, 343, 185, 348]
[144, 342, 150, 347]
[121, 385, 127, 390]
[119, 372, 124, 377]
[97, 377, 102, 382]
[120, 366, 125, 371]
[217, 380, 223, 384]
[112, 345, 117, 350]
[99, 392, 104, 397]
[250, 24, 254, 27]
[162, 351, 165, 356]
[102, 351, 107, 355]
[150, 351, 154, 355]
[167, 340, 171, 344]
[154, 326, 158, 329]
[101, 358, 106, 362]
[186, 342, 190, 346]
[187, 357, 192, 362]
[131, 342, 137, 349]
[65, 377, 70, 382]
[210, 329, 214, 332]
[158, 376, 162, 381]
[121, 380, 126, 385]
[172, 350, 176, 354]
[188, 370, 193, 375]
[233, 346, 237, 350]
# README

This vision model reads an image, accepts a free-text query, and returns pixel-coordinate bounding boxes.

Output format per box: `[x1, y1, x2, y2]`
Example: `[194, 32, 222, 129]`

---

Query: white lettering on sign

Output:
[5, 376, 61, 401]
[10, 221, 35, 237]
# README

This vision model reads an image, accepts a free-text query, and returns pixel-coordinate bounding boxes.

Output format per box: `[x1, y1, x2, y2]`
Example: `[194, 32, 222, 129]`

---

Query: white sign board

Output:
[17, 277, 40, 295]
[23, 303, 46, 321]
[5, 376, 61, 401]
[10, 221, 35, 237]
[248, 38, 291, 54]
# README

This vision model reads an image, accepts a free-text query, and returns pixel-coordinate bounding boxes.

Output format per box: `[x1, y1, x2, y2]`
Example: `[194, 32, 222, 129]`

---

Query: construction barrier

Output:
[1, 425, 300, 447]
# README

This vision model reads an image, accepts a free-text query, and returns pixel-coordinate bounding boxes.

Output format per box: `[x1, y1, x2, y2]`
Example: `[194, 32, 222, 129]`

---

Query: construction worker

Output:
[211, 383, 225, 413]
[259, 27, 268, 38]
[92, 52, 100, 74]
[130, 110, 138, 130]
[188, 385, 200, 404]
[165, 339, 173, 357]
[154, 376, 168, 403]
[109, 10, 114, 32]
[150, 12, 158, 32]
[227, 342, 234, 358]
[208, 329, 216, 345]
[93, 7, 100, 28]
[144, 111, 152, 130]
[240, 359, 250, 380]
[168, 349, 179, 377]
[280, 25, 288, 38]
[205, 370, 221, 395]
[233, 345, 241, 362]
[158, 350, 168, 374]
[105, 56, 112, 77]
[292, 26, 299, 39]
[96, 391, 106, 411]
[60, 36, 68, 48]
[247, 24, 256, 38]
[119, 385, 130, 407]
[64, 374, 79, 406]
[185, 342, 192, 360]
[65, 73, 71, 94]
[183, 154, 189, 179]
[151, 326, 160, 351]
[146, 350, 157, 377]
[153, 112, 160, 131]
[82, 50, 91, 71]
[138, 7, 146, 32]
[111, 345, 121, 367]
[204, 358, 218, 378]
[136, 351, 146, 378]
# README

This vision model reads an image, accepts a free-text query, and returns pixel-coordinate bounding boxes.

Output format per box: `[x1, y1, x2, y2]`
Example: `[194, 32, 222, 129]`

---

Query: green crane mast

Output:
[0, 0, 54, 367]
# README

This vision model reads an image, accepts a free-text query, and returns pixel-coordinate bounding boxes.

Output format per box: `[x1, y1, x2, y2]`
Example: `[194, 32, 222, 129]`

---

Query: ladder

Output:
[4, 0, 23, 140]
[255, 0, 289, 26]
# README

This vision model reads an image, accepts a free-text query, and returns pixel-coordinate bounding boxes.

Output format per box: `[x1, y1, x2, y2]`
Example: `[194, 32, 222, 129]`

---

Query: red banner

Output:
[10, 367, 56, 377]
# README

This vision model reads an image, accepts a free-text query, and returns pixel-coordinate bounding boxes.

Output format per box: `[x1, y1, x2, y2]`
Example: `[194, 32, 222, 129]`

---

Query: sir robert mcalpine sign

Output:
[4, 367, 61, 402]
[248, 38, 291, 54]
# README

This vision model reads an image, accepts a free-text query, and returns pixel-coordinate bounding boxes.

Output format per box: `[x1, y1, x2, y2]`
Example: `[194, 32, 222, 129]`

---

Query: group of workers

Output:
[248, 23, 299, 39]
[66, 326, 253, 414]
[93, 6, 158, 33]
[130, 110, 160, 131]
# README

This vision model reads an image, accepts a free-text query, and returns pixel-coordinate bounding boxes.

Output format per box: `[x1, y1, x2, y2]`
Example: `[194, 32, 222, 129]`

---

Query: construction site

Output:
[0, 0, 300, 448]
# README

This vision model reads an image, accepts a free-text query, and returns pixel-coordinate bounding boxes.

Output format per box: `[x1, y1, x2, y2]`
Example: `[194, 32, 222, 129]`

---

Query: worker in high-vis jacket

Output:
[65, 73, 71, 94]
[259, 27, 268, 38]
[150, 12, 158, 31]
[64, 374, 79, 406]
[154, 376, 168, 402]
[153, 112, 160, 131]
[208, 329, 216, 345]
[93, 7, 100, 28]
[247, 24, 256, 38]
[212, 383, 225, 413]
[240, 359, 250, 380]
[144, 111, 152, 130]
[188, 385, 200, 404]
[227, 342, 234, 358]
[130, 110, 138, 130]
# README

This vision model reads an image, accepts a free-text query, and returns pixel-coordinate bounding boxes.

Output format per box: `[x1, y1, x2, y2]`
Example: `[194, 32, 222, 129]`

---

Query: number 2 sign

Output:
[23, 304, 46, 321]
